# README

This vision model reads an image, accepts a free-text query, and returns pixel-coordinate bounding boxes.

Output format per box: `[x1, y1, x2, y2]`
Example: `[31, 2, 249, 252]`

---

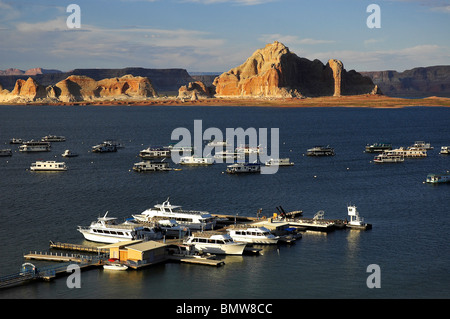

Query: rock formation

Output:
[178, 81, 213, 100]
[213, 41, 379, 98]
[0, 74, 158, 103]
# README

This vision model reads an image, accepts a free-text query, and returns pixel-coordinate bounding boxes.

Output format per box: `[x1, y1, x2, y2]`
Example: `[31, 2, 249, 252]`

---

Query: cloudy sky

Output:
[0, 0, 449, 73]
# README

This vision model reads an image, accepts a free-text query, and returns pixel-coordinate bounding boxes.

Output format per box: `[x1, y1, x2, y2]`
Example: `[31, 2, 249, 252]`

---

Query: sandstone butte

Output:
[213, 41, 380, 98]
[0, 74, 158, 103]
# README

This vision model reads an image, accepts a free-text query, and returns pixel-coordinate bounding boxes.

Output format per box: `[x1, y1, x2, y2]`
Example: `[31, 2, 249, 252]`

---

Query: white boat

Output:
[306, 146, 335, 156]
[139, 147, 171, 159]
[133, 161, 171, 172]
[78, 212, 163, 244]
[265, 158, 294, 166]
[235, 144, 263, 154]
[373, 154, 404, 163]
[19, 140, 51, 152]
[384, 147, 427, 157]
[226, 163, 261, 174]
[227, 226, 279, 244]
[439, 146, 450, 155]
[103, 263, 128, 271]
[132, 198, 216, 231]
[41, 135, 65, 142]
[410, 141, 433, 150]
[0, 149, 12, 157]
[180, 155, 214, 165]
[184, 232, 247, 255]
[213, 151, 244, 161]
[426, 173, 450, 184]
[207, 140, 229, 148]
[92, 142, 117, 153]
[103, 140, 124, 149]
[9, 138, 23, 144]
[62, 150, 78, 157]
[346, 205, 372, 230]
[30, 161, 67, 171]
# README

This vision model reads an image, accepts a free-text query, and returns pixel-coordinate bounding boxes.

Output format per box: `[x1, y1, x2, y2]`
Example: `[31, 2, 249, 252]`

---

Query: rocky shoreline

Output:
[2, 94, 448, 108]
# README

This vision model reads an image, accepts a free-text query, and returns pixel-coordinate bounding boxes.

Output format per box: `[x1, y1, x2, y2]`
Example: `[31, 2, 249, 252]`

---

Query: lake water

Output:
[0, 105, 449, 300]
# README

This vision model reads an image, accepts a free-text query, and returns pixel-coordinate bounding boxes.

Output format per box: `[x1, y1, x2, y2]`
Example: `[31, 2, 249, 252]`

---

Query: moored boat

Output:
[30, 160, 67, 171]
[306, 146, 335, 156]
[184, 232, 247, 255]
[227, 226, 279, 244]
[41, 135, 65, 142]
[180, 155, 214, 165]
[439, 146, 450, 155]
[77, 212, 163, 244]
[62, 149, 78, 157]
[19, 140, 51, 152]
[92, 142, 117, 153]
[103, 263, 128, 271]
[133, 160, 171, 172]
[0, 149, 12, 157]
[265, 158, 294, 166]
[426, 173, 450, 184]
[139, 147, 171, 159]
[346, 205, 372, 230]
[384, 147, 427, 157]
[410, 141, 433, 150]
[373, 154, 404, 163]
[226, 162, 261, 174]
[365, 143, 392, 153]
[132, 198, 216, 231]
[9, 138, 23, 144]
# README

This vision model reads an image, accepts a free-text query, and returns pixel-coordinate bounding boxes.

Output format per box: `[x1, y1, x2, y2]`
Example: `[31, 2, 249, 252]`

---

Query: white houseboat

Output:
[265, 158, 294, 166]
[139, 147, 171, 159]
[384, 147, 427, 157]
[373, 154, 404, 163]
[132, 199, 216, 231]
[426, 173, 450, 184]
[226, 163, 261, 174]
[227, 226, 279, 244]
[235, 144, 263, 154]
[92, 142, 117, 153]
[410, 141, 433, 150]
[30, 161, 67, 171]
[180, 155, 214, 165]
[439, 146, 449, 155]
[184, 232, 247, 255]
[133, 161, 171, 172]
[41, 135, 65, 142]
[77, 212, 163, 244]
[306, 146, 335, 156]
[0, 149, 12, 157]
[19, 140, 51, 152]
[365, 143, 392, 153]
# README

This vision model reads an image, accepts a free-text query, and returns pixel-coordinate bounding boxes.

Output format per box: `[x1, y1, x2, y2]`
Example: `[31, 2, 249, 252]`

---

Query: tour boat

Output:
[180, 155, 214, 165]
[426, 173, 450, 184]
[92, 142, 117, 153]
[132, 198, 216, 231]
[19, 140, 51, 152]
[139, 147, 171, 159]
[306, 146, 335, 156]
[78, 212, 163, 244]
[227, 226, 279, 244]
[439, 146, 449, 155]
[62, 149, 78, 157]
[383, 147, 427, 157]
[41, 135, 65, 142]
[133, 161, 171, 172]
[0, 149, 12, 157]
[373, 154, 404, 163]
[30, 161, 67, 171]
[365, 143, 392, 153]
[226, 162, 261, 174]
[184, 232, 247, 255]
[265, 158, 294, 166]
[346, 205, 372, 230]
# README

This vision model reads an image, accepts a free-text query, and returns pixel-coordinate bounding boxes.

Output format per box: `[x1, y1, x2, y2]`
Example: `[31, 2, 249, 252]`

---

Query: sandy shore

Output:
[2, 95, 450, 108]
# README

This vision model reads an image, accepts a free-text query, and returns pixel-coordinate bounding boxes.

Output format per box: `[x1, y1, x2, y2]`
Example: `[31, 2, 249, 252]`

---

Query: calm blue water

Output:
[0, 105, 449, 299]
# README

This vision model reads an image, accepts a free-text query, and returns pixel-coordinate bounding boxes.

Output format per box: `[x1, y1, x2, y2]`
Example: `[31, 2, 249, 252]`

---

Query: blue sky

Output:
[0, 0, 449, 73]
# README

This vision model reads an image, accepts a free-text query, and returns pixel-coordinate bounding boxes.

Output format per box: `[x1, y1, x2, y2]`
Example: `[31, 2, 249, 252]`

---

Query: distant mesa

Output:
[213, 41, 379, 98]
[178, 81, 214, 101]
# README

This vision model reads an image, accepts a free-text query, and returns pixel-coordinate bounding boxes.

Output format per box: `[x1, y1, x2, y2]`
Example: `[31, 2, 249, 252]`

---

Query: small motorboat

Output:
[62, 149, 78, 157]
[103, 263, 128, 271]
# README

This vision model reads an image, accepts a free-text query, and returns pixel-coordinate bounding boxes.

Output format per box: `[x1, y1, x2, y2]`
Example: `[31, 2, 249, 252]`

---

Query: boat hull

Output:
[190, 243, 246, 255]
